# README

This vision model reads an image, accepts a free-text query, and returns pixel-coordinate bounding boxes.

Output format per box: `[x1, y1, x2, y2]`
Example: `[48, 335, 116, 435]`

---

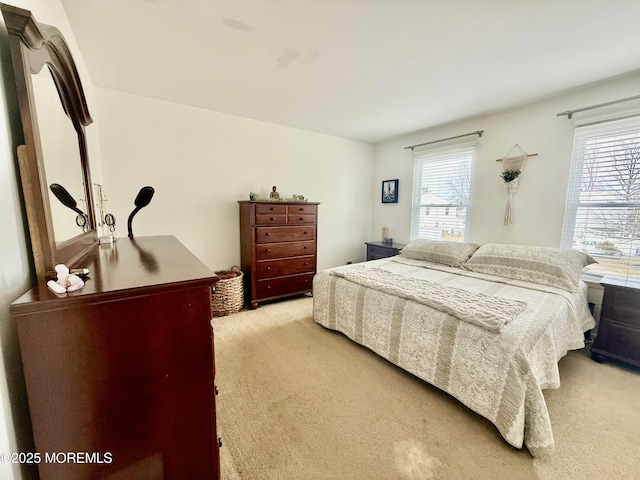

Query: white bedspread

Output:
[329, 264, 527, 332]
[312, 257, 595, 457]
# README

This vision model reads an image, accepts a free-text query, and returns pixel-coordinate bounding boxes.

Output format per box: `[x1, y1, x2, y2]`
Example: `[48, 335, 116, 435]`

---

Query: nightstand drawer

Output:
[601, 289, 640, 325]
[365, 242, 406, 261]
[368, 245, 395, 257]
[592, 275, 640, 367]
[593, 320, 640, 364]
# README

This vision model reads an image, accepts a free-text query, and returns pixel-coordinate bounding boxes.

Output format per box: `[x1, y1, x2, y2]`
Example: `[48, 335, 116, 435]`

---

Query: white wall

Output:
[0, 1, 100, 478]
[95, 87, 375, 271]
[373, 70, 640, 247]
[0, 38, 32, 479]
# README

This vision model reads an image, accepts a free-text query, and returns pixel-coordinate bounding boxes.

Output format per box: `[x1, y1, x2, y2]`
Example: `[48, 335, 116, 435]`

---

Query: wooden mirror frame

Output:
[2, 4, 97, 279]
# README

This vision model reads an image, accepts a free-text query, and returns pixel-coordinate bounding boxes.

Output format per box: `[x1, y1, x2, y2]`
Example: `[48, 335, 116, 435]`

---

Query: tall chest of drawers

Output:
[239, 200, 320, 308]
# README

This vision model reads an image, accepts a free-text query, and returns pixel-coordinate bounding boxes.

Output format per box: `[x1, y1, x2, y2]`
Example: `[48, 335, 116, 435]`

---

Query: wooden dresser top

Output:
[11, 235, 217, 315]
[238, 200, 320, 205]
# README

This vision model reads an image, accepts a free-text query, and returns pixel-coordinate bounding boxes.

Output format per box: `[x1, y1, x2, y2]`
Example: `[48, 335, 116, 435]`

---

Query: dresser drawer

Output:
[288, 204, 317, 216]
[256, 226, 315, 244]
[255, 273, 314, 299]
[593, 319, 640, 363]
[257, 256, 316, 278]
[255, 214, 287, 225]
[256, 204, 286, 215]
[287, 214, 316, 225]
[367, 244, 401, 260]
[601, 288, 640, 325]
[256, 241, 316, 260]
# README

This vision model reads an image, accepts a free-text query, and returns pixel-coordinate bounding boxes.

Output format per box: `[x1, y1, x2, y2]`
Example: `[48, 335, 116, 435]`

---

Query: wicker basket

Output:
[211, 266, 244, 317]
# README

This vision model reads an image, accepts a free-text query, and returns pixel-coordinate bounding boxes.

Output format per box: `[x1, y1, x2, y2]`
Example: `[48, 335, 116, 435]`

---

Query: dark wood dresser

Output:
[365, 241, 407, 261]
[239, 200, 319, 308]
[591, 274, 640, 367]
[11, 236, 220, 480]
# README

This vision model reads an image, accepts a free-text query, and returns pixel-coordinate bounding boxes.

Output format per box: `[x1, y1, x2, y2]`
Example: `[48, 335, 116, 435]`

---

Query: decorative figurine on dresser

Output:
[239, 199, 320, 308]
[591, 275, 640, 367]
[3, 5, 221, 479]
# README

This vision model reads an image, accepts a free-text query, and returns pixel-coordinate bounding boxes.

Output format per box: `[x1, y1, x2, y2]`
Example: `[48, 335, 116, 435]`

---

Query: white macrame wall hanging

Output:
[497, 144, 537, 226]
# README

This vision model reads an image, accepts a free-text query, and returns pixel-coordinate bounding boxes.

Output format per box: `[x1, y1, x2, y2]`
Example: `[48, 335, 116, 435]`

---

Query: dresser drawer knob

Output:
[299, 217, 304, 221]
[215, 385, 219, 395]
[265, 248, 271, 253]
[304, 262, 309, 266]
[270, 207, 275, 211]
[303, 231, 308, 235]
[266, 267, 271, 271]
[270, 217, 275, 221]
[303, 246, 308, 250]
[299, 208, 304, 211]
[265, 232, 270, 236]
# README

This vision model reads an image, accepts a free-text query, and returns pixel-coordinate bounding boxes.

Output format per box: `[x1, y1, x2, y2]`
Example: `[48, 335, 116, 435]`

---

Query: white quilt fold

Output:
[329, 265, 526, 332]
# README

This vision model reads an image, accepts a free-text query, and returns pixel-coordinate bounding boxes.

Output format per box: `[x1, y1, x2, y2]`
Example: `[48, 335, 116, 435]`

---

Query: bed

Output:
[313, 240, 596, 457]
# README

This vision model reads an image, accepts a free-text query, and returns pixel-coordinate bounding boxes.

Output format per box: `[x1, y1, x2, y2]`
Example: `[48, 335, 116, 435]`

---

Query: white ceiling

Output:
[60, 0, 640, 144]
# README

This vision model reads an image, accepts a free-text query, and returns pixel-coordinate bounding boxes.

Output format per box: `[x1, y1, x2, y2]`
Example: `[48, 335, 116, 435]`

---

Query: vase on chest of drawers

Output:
[238, 200, 320, 308]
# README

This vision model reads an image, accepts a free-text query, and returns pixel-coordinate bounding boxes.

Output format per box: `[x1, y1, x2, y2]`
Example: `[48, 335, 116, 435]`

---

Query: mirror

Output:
[2, 3, 97, 279]
[33, 67, 88, 242]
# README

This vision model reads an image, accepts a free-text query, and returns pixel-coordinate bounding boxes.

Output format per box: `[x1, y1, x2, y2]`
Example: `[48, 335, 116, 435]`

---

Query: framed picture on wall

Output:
[382, 179, 398, 203]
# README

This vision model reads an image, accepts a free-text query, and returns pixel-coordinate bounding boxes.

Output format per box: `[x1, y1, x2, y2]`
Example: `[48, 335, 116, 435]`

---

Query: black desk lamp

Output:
[127, 186, 155, 238]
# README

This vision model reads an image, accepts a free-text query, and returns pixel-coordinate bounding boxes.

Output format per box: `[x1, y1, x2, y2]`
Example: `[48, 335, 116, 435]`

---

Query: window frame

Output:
[410, 141, 476, 242]
[561, 114, 640, 278]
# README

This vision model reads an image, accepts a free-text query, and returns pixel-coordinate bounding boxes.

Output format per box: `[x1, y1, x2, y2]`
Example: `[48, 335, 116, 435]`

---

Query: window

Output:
[561, 115, 640, 278]
[411, 142, 475, 241]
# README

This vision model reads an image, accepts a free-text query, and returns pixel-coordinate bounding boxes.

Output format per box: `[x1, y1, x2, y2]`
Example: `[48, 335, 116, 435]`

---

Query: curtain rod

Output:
[404, 130, 483, 150]
[556, 94, 640, 119]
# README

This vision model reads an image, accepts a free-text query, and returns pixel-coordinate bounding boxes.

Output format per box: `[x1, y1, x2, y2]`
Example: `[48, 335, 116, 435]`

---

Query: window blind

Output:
[561, 114, 640, 277]
[410, 141, 475, 241]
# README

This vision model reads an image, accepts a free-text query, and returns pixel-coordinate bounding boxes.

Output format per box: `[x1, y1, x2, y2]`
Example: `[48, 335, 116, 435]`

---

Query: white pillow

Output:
[400, 239, 480, 267]
[464, 243, 597, 291]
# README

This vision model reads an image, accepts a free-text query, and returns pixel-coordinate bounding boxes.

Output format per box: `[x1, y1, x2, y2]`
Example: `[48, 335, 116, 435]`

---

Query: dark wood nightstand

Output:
[365, 241, 407, 261]
[591, 275, 640, 367]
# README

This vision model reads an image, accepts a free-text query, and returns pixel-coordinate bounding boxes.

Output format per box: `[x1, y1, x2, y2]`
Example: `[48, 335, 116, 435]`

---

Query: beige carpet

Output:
[212, 297, 640, 480]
